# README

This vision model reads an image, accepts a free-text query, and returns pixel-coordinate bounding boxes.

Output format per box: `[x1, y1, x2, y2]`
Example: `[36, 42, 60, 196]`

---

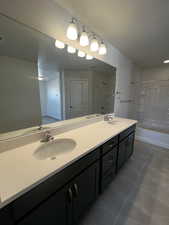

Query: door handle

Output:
[67, 187, 73, 203]
[72, 183, 79, 198]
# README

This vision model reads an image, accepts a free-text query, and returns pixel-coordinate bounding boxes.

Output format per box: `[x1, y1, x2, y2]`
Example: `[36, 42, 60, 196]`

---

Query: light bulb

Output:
[38, 75, 45, 81]
[38, 77, 45, 81]
[90, 38, 99, 52]
[163, 59, 169, 64]
[80, 31, 89, 46]
[55, 40, 65, 49]
[67, 45, 76, 54]
[99, 43, 107, 55]
[86, 54, 93, 60]
[78, 50, 85, 57]
[66, 21, 78, 40]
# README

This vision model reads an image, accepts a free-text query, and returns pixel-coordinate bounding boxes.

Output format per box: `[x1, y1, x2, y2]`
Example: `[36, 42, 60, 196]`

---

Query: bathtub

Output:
[136, 126, 169, 149]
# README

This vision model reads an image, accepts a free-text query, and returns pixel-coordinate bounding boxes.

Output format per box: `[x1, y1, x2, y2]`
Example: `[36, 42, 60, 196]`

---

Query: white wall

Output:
[39, 75, 62, 120]
[47, 75, 62, 120]
[39, 80, 47, 116]
[0, 56, 41, 133]
[142, 66, 169, 81]
[0, 0, 140, 119]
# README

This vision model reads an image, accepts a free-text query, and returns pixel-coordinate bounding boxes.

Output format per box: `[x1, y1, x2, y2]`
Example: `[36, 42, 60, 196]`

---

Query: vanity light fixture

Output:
[66, 19, 78, 40]
[86, 54, 93, 60]
[67, 45, 76, 54]
[99, 42, 107, 55]
[55, 40, 65, 49]
[80, 27, 89, 47]
[78, 50, 85, 57]
[163, 59, 169, 64]
[90, 37, 99, 52]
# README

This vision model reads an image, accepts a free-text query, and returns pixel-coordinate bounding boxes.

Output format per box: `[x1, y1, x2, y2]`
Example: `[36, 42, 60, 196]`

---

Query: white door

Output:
[66, 79, 89, 119]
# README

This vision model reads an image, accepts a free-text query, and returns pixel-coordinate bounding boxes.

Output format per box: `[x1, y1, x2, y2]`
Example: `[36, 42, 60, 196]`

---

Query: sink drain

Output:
[50, 156, 56, 160]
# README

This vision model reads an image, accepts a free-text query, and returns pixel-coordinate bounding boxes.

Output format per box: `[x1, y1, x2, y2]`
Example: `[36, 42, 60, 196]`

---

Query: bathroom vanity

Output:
[0, 118, 136, 225]
[0, 12, 137, 225]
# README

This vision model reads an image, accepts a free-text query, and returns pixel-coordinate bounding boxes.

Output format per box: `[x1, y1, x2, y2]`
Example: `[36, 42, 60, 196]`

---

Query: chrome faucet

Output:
[41, 131, 54, 142]
[104, 113, 114, 121]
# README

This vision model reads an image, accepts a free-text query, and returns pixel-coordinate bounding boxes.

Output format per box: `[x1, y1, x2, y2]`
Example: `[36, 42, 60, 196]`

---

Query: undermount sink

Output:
[33, 138, 77, 160]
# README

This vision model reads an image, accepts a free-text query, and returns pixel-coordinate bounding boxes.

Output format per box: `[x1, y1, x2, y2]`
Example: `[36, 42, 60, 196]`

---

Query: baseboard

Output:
[136, 127, 169, 150]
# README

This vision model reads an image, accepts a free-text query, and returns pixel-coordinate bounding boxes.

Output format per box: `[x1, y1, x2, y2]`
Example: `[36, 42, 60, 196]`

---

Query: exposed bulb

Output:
[66, 21, 78, 40]
[163, 59, 169, 64]
[78, 50, 85, 57]
[99, 43, 107, 55]
[38, 75, 46, 81]
[86, 54, 93, 60]
[90, 38, 99, 52]
[80, 31, 89, 46]
[38, 77, 45, 81]
[55, 40, 65, 49]
[67, 45, 76, 54]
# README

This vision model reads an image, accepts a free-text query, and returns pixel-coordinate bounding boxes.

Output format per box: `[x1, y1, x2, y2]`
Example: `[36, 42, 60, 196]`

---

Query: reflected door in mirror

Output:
[66, 79, 89, 119]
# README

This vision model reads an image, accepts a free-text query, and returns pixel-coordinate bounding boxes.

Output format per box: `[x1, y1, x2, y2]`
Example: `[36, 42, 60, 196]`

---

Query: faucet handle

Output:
[41, 130, 54, 142]
[44, 130, 51, 136]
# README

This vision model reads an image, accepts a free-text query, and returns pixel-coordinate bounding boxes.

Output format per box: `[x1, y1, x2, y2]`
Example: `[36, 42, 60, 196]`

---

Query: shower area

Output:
[135, 67, 169, 148]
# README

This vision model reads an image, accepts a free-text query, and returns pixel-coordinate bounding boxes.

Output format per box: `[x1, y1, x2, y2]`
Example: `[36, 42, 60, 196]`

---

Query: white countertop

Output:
[0, 117, 137, 209]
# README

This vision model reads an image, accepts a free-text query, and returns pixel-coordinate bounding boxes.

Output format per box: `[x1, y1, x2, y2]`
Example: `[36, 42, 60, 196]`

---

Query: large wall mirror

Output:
[0, 14, 116, 139]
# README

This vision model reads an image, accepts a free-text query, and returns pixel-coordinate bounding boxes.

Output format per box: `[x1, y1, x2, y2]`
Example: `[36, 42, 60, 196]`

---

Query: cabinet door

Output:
[0, 207, 14, 225]
[17, 187, 69, 225]
[117, 138, 127, 170]
[126, 132, 135, 160]
[72, 162, 99, 224]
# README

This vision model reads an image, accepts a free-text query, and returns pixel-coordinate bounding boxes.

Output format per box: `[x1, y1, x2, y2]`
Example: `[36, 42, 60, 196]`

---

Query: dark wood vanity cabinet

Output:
[17, 187, 68, 225]
[17, 162, 99, 225]
[118, 138, 128, 170]
[125, 132, 135, 160]
[71, 162, 99, 224]
[117, 125, 135, 171]
[100, 136, 118, 192]
[0, 206, 14, 225]
[0, 124, 136, 225]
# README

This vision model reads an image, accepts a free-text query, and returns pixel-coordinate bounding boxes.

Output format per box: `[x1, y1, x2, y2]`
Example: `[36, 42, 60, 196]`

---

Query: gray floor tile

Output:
[80, 141, 169, 225]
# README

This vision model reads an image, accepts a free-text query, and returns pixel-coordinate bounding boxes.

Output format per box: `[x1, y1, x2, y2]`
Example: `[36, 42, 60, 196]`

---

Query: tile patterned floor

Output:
[80, 141, 169, 225]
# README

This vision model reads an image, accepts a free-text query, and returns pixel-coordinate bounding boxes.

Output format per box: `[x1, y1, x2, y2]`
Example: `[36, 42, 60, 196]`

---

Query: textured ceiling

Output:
[54, 0, 169, 68]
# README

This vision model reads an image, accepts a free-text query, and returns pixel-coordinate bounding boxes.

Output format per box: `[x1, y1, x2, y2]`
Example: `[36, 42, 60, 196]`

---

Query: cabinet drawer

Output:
[12, 147, 100, 221]
[102, 147, 117, 176]
[102, 136, 118, 155]
[119, 125, 136, 142]
[17, 188, 67, 225]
